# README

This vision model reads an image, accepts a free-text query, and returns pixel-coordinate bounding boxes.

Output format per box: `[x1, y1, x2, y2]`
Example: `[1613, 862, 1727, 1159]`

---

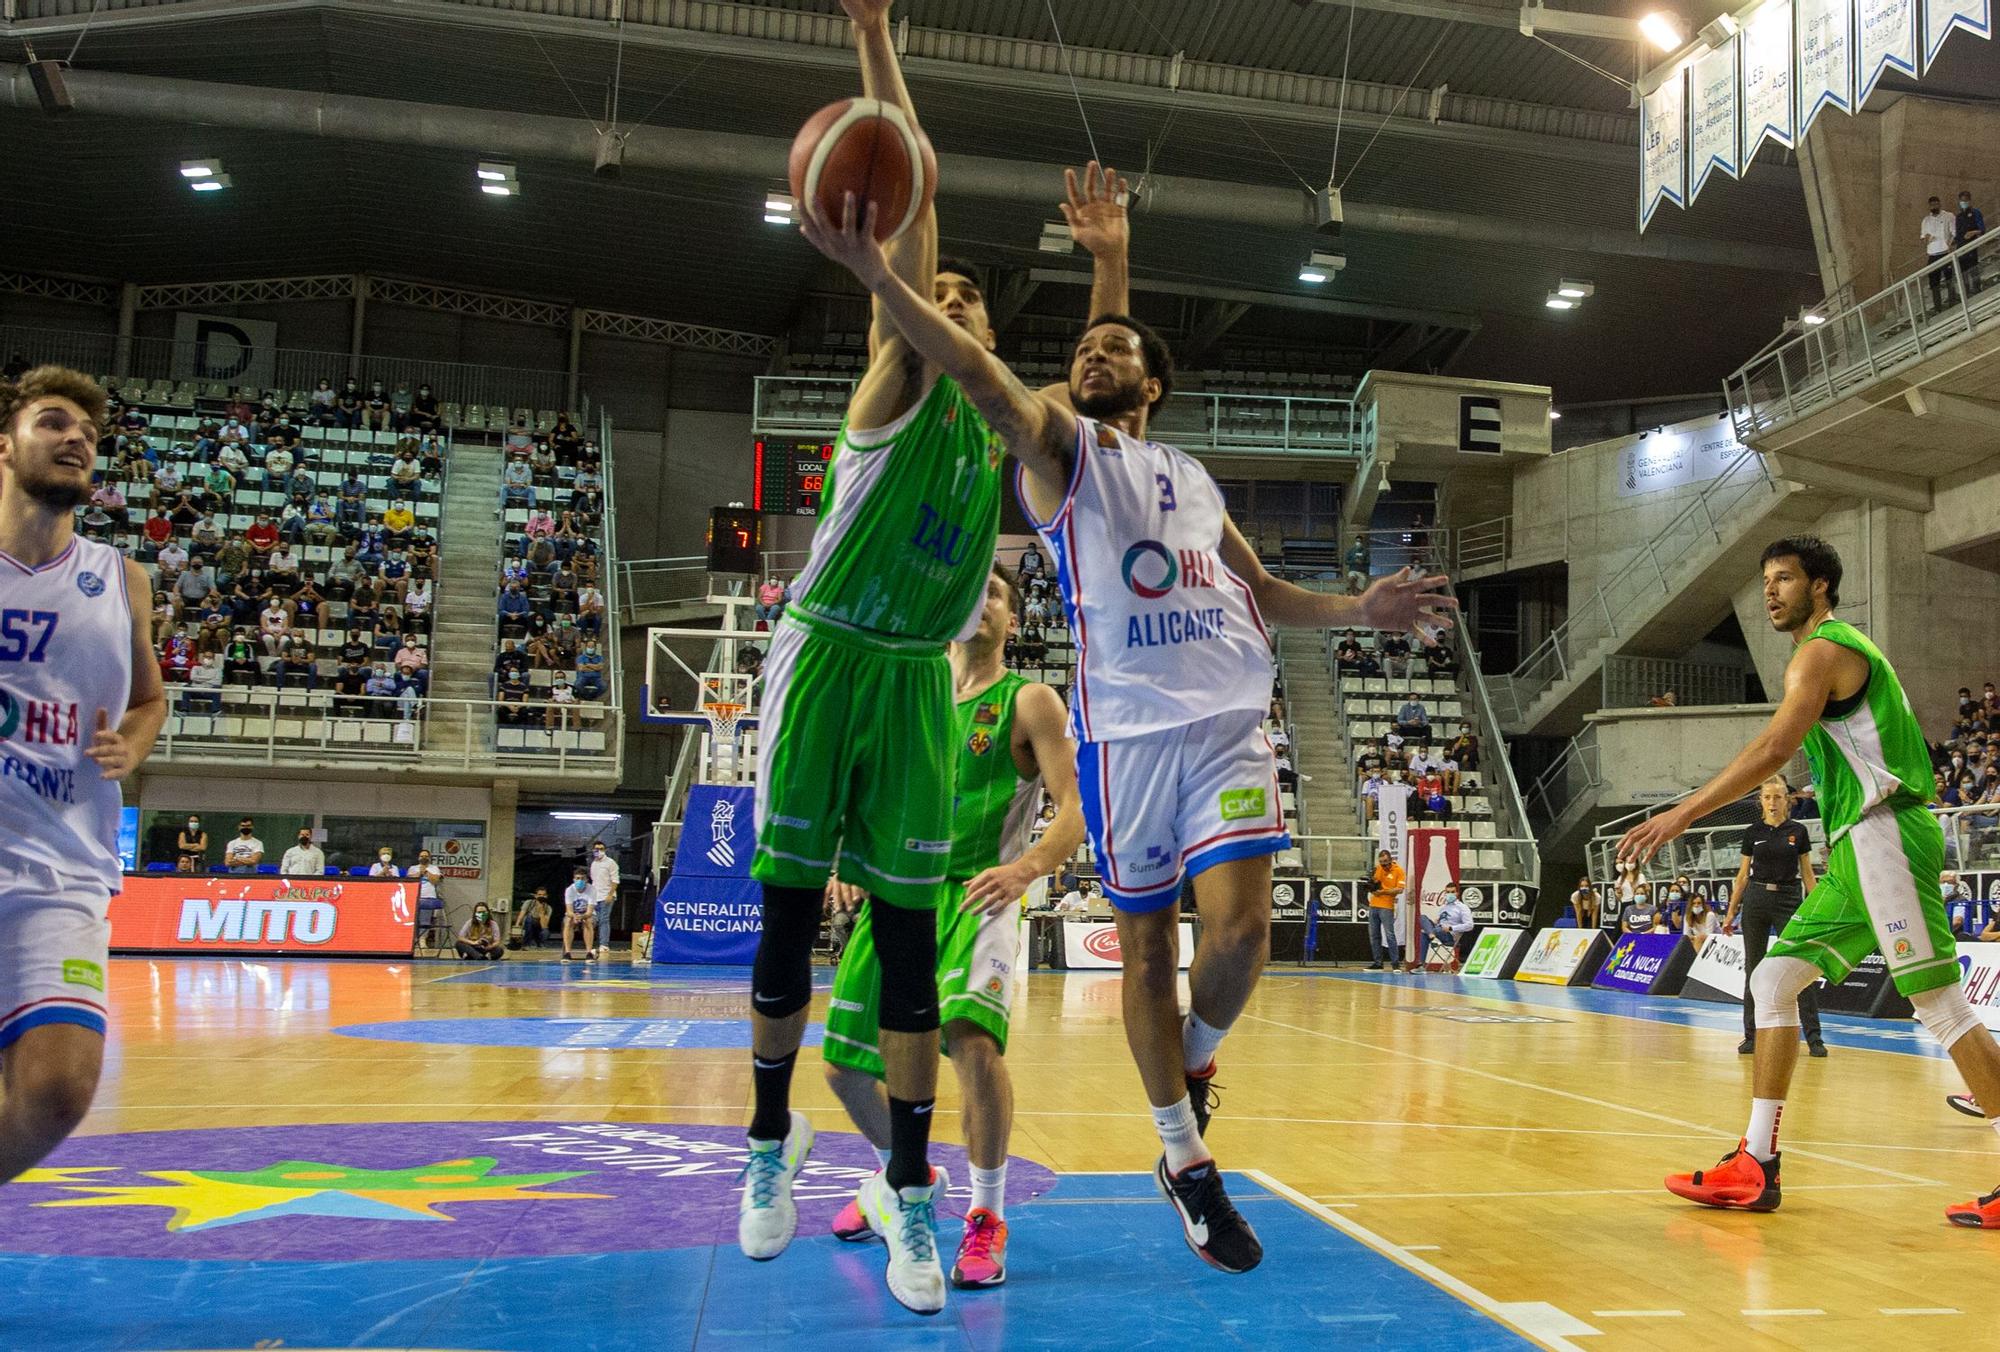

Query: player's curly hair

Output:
[0, 365, 109, 440]
[990, 560, 1022, 618]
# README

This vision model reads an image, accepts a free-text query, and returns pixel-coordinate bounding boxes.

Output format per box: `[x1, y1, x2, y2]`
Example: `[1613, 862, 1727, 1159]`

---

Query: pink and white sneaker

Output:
[950, 1207, 1009, 1288]
[831, 1179, 878, 1242]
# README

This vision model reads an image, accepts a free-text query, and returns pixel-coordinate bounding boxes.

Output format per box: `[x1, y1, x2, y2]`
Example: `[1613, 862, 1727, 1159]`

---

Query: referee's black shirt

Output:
[1740, 818, 1811, 889]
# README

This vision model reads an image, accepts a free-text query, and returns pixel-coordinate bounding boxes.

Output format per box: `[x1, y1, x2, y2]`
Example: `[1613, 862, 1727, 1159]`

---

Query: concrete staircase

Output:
[424, 451, 507, 756]
[1492, 462, 1824, 740]
[1277, 627, 1370, 882]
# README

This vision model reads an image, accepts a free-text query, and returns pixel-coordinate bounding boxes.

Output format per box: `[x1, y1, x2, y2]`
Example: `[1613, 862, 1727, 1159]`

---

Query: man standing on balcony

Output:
[1922, 195, 1958, 314]
[1955, 190, 1986, 300]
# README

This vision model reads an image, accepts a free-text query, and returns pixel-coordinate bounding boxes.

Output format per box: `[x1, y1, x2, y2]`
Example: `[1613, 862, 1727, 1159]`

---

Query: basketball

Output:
[787, 97, 937, 243]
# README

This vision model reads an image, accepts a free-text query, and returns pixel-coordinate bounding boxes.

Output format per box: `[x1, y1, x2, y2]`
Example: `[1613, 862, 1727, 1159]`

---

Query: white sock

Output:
[872, 1144, 891, 1170]
[970, 1163, 1007, 1218]
[1990, 1116, 2000, 1141]
[1153, 1095, 1208, 1173]
[1745, 1098, 1784, 1161]
[1182, 1011, 1229, 1075]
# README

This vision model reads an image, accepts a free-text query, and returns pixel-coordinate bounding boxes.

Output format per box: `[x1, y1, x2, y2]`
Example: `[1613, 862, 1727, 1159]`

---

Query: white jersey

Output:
[1021, 414, 1274, 742]
[0, 537, 133, 893]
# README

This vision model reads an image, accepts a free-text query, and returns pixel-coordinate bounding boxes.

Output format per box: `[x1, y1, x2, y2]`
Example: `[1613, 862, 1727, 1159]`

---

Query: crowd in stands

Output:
[494, 412, 609, 732]
[79, 380, 443, 722]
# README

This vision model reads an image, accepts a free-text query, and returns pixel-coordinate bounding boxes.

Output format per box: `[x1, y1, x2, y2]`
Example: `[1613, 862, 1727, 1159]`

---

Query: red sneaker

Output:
[1665, 1139, 1782, 1212]
[1945, 1185, 2000, 1228]
[950, 1207, 1009, 1287]
[830, 1176, 878, 1242]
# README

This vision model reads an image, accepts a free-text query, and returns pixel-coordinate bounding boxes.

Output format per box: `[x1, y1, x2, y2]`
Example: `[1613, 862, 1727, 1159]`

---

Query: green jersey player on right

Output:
[1619, 536, 2000, 1227]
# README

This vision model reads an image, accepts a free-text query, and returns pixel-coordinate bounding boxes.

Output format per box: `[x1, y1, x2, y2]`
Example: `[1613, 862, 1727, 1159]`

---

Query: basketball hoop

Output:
[703, 701, 745, 740]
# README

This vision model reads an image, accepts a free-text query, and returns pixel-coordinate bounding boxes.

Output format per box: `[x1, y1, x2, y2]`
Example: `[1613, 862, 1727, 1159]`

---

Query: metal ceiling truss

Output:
[5, 0, 1639, 157]
[581, 309, 777, 357]
[0, 270, 115, 307]
[134, 274, 355, 310]
[12, 267, 774, 356]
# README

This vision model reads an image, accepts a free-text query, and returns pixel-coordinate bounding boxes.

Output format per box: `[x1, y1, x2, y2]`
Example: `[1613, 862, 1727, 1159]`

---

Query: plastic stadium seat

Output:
[349, 866, 371, 876]
[256, 864, 279, 875]
[146, 862, 173, 872]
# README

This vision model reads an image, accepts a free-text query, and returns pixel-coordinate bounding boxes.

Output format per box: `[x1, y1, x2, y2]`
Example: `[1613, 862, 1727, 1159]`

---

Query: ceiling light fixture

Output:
[1550, 410, 1562, 420]
[189, 174, 232, 192]
[1038, 220, 1075, 254]
[550, 811, 622, 822]
[1699, 13, 1740, 48]
[1557, 278, 1595, 299]
[481, 182, 517, 197]
[1638, 12, 1685, 52]
[179, 159, 220, 179]
[765, 192, 796, 225]
[476, 161, 514, 182]
[1299, 249, 1346, 284]
[1545, 294, 1577, 310]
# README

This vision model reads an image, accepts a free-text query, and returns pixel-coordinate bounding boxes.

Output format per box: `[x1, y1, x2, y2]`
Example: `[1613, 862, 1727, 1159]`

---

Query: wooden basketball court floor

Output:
[3, 955, 1991, 1351]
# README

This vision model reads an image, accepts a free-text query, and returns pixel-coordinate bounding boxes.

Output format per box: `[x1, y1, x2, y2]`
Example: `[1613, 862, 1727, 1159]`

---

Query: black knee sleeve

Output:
[749, 885, 820, 1020]
[872, 899, 941, 1034]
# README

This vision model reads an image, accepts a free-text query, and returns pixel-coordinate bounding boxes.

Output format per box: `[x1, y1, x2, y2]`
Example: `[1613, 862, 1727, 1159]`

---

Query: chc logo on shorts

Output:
[77, 571, 105, 597]
[1120, 540, 1178, 599]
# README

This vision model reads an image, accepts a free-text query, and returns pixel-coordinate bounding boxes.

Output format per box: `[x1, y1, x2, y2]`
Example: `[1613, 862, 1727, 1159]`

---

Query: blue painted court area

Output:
[0, 1171, 1535, 1351]
[1303, 969, 1954, 1060]
[335, 1015, 824, 1050]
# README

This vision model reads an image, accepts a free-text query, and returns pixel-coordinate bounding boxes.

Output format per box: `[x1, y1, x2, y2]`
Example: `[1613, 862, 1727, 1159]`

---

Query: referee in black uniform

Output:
[1723, 776, 1825, 1057]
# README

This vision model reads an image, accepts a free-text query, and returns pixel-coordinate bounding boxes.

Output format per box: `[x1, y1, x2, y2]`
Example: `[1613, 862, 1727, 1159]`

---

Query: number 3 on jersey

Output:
[0, 609, 59, 663]
[1156, 474, 1177, 513]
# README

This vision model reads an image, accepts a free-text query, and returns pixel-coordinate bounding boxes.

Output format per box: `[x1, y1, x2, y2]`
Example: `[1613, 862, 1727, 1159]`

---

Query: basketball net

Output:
[703, 701, 745, 741]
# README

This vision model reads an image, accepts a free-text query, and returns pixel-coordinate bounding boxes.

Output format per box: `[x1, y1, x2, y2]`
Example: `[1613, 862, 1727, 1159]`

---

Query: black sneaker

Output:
[1186, 1064, 1222, 1137]
[1807, 1039, 1828, 1058]
[1948, 1092, 1984, 1119]
[1154, 1156, 1263, 1274]
[1737, 1037, 1755, 1055]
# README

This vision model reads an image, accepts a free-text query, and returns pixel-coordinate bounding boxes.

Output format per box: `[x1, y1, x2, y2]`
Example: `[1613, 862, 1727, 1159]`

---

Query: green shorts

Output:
[751, 613, 955, 909]
[1768, 801, 1959, 997]
[822, 885, 1022, 1079]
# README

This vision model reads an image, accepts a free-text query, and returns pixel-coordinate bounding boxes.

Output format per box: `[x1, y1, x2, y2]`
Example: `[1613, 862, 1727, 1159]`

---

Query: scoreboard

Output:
[754, 437, 833, 517]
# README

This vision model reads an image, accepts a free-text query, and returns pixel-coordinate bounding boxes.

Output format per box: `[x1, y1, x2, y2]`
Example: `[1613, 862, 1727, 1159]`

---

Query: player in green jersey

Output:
[1619, 536, 2000, 1226]
[737, 0, 1132, 1316]
[818, 563, 1085, 1289]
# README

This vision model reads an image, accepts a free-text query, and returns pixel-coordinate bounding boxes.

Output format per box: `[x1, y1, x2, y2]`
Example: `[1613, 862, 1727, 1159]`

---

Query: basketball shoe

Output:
[1945, 1186, 2000, 1227]
[1664, 1139, 1781, 1212]
[1947, 1092, 1983, 1118]
[1155, 1156, 1264, 1273]
[950, 1207, 1009, 1288]
[859, 1166, 949, 1315]
[1186, 1061, 1222, 1136]
[830, 1182, 877, 1242]
[737, 1110, 814, 1260]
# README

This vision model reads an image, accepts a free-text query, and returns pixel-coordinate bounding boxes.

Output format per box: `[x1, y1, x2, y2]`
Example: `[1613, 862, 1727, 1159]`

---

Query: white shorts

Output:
[0, 861, 112, 1050]
[1077, 708, 1288, 912]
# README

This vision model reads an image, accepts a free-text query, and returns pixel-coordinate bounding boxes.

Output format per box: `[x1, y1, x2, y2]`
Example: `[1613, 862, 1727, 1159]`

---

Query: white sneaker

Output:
[737, 1111, 814, 1260]
[860, 1166, 949, 1315]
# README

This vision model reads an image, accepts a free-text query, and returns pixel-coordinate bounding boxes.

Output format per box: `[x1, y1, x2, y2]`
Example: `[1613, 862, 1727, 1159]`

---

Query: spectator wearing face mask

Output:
[1922, 195, 1958, 312]
[176, 816, 209, 873]
[455, 904, 505, 960]
[369, 848, 400, 878]
[281, 830, 325, 876]
[1955, 189, 1985, 298]
[1570, 877, 1600, 929]
[223, 818, 265, 873]
[1682, 893, 1720, 950]
[1945, 872, 1981, 943]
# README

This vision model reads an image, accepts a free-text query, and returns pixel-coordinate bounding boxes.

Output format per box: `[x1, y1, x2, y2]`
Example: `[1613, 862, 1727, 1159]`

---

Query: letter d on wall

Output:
[171, 311, 278, 390]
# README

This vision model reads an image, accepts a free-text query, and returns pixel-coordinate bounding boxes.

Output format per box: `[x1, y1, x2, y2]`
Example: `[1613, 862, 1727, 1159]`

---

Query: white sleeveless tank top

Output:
[0, 536, 134, 892]
[1020, 414, 1274, 742]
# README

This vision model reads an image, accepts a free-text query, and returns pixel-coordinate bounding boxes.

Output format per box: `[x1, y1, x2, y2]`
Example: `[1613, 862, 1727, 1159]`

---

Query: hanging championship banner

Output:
[1689, 38, 1740, 202]
[1741, 0, 1796, 164]
[1924, 0, 1991, 71]
[1639, 67, 1688, 231]
[1795, 0, 1854, 134]
[1858, 0, 1919, 103]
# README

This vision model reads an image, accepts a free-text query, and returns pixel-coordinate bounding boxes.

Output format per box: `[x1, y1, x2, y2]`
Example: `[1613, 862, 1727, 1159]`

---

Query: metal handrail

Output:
[616, 555, 712, 623]
[1496, 446, 1779, 726]
[1726, 233, 2000, 441]
[597, 407, 625, 784]
[1454, 516, 1510, 573]
[752, 375, 1362, 458]
[155, 694, 621, 774]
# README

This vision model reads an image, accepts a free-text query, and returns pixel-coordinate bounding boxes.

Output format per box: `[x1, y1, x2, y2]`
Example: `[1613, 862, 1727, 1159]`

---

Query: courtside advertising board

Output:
[1512, 927, 1609, 985]
[1459, 926, 1527, 979]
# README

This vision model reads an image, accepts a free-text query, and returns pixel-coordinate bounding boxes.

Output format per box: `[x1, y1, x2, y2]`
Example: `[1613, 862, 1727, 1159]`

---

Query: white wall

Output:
[1588, 704, 1783, 804]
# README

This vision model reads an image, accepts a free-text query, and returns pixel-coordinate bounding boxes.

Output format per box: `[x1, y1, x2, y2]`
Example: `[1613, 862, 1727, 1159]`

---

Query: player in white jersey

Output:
[0, 366, 165, 1184]
[803, 196, 1455, 1272]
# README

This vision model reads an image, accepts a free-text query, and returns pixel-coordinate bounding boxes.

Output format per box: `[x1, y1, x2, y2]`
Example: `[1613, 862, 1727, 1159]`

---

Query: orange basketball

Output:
[788, 97, 938, 243]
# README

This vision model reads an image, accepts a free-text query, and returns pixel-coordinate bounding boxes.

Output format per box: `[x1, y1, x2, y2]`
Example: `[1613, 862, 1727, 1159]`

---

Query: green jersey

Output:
[793, 375, 1003, 644]
[1801, 619, 1935, 840]
[949, 671, 1043, 883]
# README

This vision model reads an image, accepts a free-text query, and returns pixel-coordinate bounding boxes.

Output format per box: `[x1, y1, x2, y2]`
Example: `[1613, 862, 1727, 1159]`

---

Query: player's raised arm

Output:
[801, 194, 1076, 485]
[1033, 162, 1133, 423]
[843, 0, 939, 427]
[1618, 639, 1849, 864]
[1218, 515, 1458, 640]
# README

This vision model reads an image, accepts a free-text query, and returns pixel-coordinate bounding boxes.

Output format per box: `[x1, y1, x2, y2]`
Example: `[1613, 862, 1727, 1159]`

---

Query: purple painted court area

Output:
[1, 1121, 1057, 1263]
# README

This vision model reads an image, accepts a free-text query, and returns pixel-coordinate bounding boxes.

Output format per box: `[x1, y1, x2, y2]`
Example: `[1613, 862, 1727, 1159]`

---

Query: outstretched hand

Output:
[1357, 568, 1459, 646]
[1616, 803, 1693, 868]
[1061, 161, 1130, 258]
[799, 192, 891, 289]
